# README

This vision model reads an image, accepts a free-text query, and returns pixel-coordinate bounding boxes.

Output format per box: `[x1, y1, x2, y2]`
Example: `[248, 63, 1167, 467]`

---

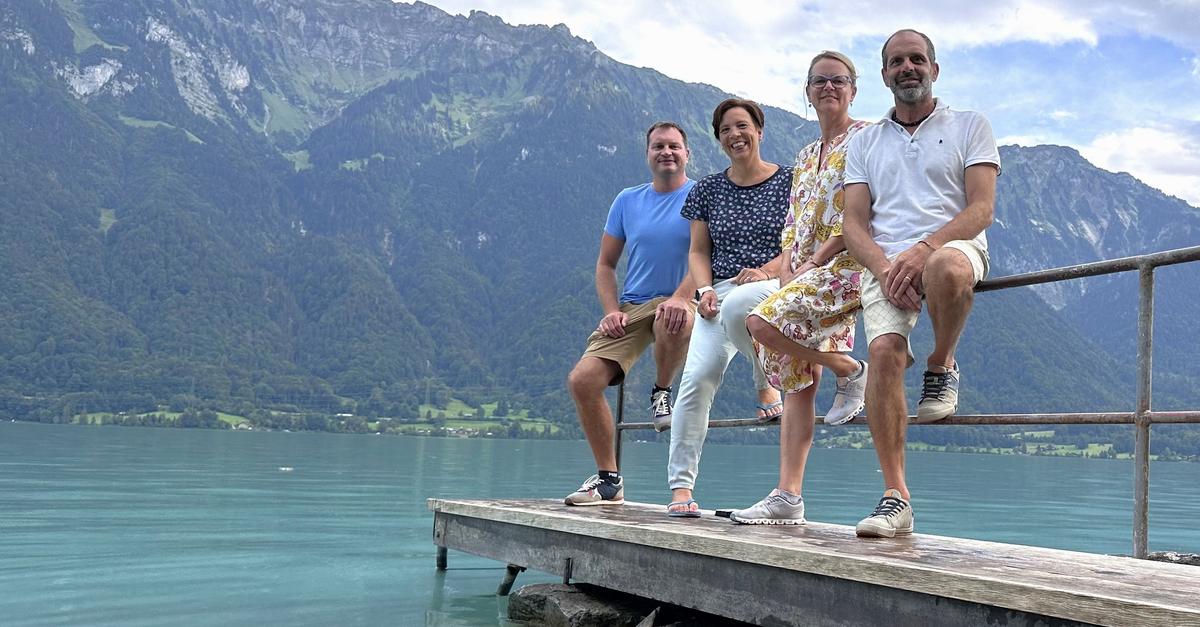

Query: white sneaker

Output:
[729, 489, 805, 525]
[855, 489, 914, 538]
[825, 360, 867, 425]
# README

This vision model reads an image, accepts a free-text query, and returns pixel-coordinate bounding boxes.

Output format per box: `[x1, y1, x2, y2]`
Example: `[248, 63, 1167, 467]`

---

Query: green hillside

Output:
[0, 0, 1196, 456]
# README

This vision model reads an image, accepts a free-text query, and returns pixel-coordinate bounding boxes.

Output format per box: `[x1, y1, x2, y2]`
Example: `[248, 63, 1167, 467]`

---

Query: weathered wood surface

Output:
[429, 498, 1200, 627]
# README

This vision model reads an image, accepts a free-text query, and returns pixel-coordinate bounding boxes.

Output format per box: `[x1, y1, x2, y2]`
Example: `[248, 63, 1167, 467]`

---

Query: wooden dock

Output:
[429, 498, 1200, 626]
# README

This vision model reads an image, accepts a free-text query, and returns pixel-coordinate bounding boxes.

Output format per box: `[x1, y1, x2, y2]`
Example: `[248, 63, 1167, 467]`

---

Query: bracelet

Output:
[697, 285, 715, 297]
[918, 240, 935, 251]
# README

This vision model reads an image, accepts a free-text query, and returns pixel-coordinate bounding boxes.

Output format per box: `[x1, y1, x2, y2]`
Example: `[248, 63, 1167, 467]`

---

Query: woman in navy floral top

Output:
[665, 98, 792, 517]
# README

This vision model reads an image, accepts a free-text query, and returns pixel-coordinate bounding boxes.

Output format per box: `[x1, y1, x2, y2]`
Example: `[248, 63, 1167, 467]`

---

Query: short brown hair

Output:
[711, 98, 764, 140]
[881, 29, 936, 68]
[645, 121, 688, 149]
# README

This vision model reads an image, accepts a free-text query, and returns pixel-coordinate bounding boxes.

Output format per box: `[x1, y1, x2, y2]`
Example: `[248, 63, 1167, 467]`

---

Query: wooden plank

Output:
[428, 498, 1200, 627]
[435, 510, 1094, 626]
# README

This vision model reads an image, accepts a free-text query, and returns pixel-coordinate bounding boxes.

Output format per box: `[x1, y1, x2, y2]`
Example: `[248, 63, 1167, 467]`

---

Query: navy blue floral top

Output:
[681, 165, 792, 280]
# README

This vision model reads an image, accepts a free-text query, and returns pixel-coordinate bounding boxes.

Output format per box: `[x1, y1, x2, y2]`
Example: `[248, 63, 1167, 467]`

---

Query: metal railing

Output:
[613, 245, 1200, 558]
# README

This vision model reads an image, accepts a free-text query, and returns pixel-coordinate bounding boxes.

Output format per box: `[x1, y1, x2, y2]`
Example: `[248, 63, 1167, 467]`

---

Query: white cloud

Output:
[417, 1, 1200, 52]
[411, 1, 1200, 203]
[997, 134, 1048, 147]
[416, 1, 1200, 108]
[1080, 126, 1200, 206]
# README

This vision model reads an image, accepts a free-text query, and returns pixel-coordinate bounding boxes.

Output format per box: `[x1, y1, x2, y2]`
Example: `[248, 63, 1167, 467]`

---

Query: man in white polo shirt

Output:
[842, 29, 1000, 538]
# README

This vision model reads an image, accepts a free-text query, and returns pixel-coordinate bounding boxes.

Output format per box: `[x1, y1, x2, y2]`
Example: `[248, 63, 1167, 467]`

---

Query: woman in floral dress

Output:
[729, 51, 871, 525]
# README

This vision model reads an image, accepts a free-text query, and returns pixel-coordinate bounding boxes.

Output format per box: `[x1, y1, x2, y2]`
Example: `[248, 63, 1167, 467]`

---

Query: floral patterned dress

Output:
[750, 120, 870, 392]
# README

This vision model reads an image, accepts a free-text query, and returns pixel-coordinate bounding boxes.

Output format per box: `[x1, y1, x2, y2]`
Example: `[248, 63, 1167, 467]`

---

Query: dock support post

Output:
[562, 557, 573, 585]
[497, 564, 526, 596]
[434, 516, 449, 569]
[1133, 264, 1154, 559]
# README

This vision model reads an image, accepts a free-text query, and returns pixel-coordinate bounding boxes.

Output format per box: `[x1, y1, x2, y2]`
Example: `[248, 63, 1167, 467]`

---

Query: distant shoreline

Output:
[6, 418, 1196, 462]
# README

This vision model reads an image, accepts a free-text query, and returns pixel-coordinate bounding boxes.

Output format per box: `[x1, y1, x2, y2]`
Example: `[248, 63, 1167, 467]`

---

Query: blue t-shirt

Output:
[604, 180, 695, 304]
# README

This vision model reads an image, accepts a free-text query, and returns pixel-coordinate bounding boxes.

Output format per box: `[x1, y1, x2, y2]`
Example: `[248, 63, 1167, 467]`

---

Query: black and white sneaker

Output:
[564, 474, 624, 506]
[916, 364, 959, 423]
[651, 387, 673, 432]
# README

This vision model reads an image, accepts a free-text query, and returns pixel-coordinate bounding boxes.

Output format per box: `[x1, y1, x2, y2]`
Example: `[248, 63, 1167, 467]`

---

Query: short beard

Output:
[890, 77, 931, 104]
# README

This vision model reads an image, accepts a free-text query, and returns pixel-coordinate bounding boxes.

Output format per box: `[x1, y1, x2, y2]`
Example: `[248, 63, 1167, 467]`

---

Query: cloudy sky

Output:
[416, 0, 1200, 207]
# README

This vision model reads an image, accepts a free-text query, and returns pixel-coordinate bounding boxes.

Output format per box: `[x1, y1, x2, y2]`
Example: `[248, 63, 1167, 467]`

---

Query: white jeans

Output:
[668, 278, 779, 490]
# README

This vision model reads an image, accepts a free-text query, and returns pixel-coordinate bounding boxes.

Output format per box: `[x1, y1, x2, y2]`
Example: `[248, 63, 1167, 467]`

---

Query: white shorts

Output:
[861, 240, 989, 366]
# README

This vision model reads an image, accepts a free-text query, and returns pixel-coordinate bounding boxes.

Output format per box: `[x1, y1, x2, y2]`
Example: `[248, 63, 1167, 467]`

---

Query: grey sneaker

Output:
[916, 364, 959, 423]
[564, 474, 624, 506]
[855, 489, 914, 537]
[729, 489, 805, 525]
[825, 360, 867, 425]
[651, 387, 673, 432]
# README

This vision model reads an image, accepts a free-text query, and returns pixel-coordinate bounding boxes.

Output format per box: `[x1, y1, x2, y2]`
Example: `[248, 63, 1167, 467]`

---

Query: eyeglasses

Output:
[808, 75, 853, 89]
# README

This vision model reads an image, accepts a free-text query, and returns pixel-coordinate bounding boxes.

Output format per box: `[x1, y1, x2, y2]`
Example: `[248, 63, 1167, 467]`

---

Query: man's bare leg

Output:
[853, 332, 915, 536]
[923, 248, 976, 370]
[652, 313, 693, 388]
[567, 356, 622, 472]
[866, 334, 910, 500]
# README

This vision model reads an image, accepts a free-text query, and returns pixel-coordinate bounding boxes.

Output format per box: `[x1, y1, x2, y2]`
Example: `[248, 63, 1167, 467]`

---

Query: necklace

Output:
[891, 108, 933, 127]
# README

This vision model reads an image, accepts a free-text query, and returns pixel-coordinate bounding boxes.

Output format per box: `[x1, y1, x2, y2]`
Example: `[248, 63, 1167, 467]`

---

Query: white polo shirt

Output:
[844, 100, 1000, 259]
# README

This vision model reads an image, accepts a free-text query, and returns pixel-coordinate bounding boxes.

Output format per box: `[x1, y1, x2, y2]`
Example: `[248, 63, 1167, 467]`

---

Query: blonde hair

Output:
[808, 50, 857, 84]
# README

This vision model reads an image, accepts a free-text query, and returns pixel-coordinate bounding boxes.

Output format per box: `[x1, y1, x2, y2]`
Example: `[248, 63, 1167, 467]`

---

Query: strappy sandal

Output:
[755, 401, 783, 423]
[667, 499, 702, 518]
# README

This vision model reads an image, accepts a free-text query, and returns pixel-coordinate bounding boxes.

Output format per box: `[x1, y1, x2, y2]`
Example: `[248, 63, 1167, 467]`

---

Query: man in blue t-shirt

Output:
[563, 122, 697, 506]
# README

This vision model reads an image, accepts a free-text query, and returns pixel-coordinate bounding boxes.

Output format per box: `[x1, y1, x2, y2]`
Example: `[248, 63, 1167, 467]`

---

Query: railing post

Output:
[614, 381, 624, 470]
[1133, 264, 1154, 559]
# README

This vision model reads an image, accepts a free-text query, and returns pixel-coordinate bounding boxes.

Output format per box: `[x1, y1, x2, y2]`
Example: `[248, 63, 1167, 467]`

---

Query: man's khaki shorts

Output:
[582, 297, 694, 385]
[862, 240, 989, 366]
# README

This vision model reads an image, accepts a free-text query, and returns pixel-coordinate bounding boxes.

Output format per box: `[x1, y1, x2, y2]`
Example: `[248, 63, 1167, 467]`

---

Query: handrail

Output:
[974, 245, 1200, 292]
[613, 245, 1200, 559]
[616, 410, 1200, 430]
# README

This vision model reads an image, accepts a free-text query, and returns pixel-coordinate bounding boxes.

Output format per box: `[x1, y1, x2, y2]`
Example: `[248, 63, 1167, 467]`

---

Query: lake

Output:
[1, 422, 1196, 625]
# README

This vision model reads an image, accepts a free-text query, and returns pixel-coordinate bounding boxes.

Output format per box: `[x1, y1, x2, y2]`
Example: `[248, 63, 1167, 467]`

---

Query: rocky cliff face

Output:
[993, 144, 1200, 308]
[11, 0, 623, 145]
[990, 145, 1199, 388]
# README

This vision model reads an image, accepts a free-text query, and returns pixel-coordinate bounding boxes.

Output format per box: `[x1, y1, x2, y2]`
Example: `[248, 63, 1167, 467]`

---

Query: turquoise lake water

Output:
[1, 422, 1196, 625]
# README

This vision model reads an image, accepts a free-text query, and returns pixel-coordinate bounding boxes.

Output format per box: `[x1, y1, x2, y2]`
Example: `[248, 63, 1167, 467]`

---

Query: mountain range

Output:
[1, 0, 1197, 437]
